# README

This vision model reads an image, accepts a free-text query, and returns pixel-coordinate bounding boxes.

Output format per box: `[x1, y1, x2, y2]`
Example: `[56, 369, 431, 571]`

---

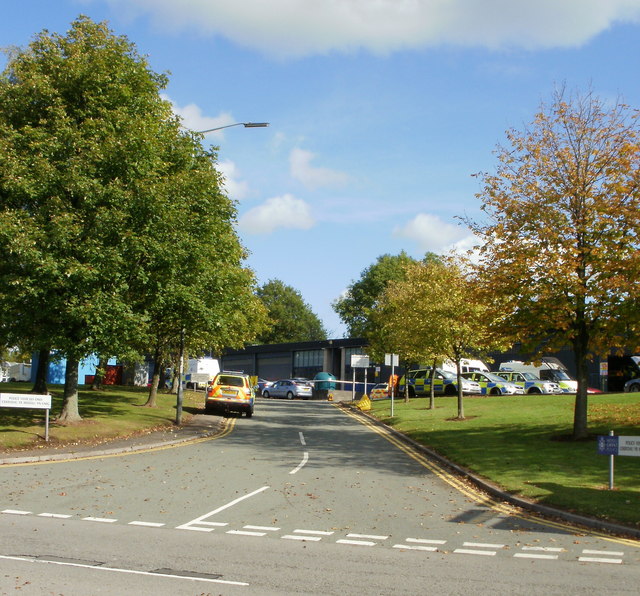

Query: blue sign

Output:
[597, 435, 619, 456]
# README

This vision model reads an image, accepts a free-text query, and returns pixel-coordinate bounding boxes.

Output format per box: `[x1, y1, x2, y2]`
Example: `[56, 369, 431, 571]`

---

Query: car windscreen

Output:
[218, 376, 244, 387]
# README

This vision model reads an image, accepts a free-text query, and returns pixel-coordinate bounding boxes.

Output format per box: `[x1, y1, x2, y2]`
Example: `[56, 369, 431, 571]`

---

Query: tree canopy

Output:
[256, 279, 327, 344]
[333, 251, 437, 338]
[469, 88, 640, 438]
[0, 17, 267, 420]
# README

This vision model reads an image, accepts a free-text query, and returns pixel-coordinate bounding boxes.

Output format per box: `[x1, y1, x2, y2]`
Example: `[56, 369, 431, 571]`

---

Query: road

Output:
[1, 398, 639, 594]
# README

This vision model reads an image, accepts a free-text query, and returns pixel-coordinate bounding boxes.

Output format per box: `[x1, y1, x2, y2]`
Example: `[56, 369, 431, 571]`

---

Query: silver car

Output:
[262, 379, 313, 400]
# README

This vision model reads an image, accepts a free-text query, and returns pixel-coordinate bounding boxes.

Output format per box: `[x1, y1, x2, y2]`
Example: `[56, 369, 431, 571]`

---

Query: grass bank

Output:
[0, 384, 203, 451]
[369, 392, 640, 529]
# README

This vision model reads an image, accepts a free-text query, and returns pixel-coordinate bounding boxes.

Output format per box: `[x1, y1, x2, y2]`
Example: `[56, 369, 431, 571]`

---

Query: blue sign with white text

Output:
[597, 435, 619, 456]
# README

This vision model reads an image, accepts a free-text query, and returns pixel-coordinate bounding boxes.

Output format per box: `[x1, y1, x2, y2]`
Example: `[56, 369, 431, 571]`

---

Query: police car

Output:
[461, 371, 525, 395]
[399, 368, 481, 397]
[496, 371, 561, 394]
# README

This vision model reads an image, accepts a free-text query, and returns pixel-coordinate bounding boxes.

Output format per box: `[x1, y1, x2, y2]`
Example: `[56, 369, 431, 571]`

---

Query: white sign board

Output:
[384, 353, 399, 367]
[0, 393, 51, 409]
[186, 373, 211, 383]
[618, 436, 640, 457]
[350, 355, 370, 368]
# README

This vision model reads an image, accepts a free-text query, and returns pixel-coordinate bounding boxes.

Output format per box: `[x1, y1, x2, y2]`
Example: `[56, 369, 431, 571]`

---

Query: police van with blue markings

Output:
[461, 371, 525, 395]
[399, 367, 481, 397]
[496, 371, 561, 394]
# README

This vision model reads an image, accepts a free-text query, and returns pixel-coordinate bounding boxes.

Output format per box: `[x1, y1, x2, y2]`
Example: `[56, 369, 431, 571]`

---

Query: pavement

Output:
[2, 403, 639, 542]
[0, 413, 225, 465]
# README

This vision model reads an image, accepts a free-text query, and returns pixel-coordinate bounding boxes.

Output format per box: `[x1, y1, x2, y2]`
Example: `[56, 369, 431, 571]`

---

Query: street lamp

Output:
[175, 120, 268, 425]
[197, 122, 269, 134]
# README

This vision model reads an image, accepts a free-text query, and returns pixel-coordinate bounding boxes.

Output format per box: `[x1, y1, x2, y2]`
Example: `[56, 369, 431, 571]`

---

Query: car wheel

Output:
[528, 387, 541, 394]
[408, 387, 416, 398]
[630, 383, 640, 392]
[286, 391, 294, 400]
[444, 385, 456, 396]
[263, 390, 270, 398]
[246, 409, 253, 418]
[490, 388, 502, 395]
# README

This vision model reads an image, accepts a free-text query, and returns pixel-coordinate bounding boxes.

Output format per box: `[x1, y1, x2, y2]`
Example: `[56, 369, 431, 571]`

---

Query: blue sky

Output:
[4, 1, 640, 337]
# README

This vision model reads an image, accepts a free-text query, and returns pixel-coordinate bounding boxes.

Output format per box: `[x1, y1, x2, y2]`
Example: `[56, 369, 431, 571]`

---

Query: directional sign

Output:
[0, 393, 51, 409]
[351, 355, 370, 368]
[597, 435, 618, 456]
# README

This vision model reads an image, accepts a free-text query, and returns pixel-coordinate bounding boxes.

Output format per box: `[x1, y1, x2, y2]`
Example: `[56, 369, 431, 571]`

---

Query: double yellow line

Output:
[338, 404, 640, 548]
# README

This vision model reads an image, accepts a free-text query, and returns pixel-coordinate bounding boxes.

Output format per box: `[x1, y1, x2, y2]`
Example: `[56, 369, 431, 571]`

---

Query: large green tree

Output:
[333, 251, 435, 337]
[469, 89, 640, 438]
[256, 279, 327, 344]
[371, 256, 506, 418]
[0, 17, 267, 420]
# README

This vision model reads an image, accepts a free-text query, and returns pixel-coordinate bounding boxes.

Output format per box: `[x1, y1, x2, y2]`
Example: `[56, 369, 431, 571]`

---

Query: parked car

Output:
[624, 378, 640, 392]
[462, 371, 525, 395]
[205, 371, 254, 417]
[262, 379, 313, 400]
[370, 383, 390, 399]
[496, 371, 561, 394]
[399, 368, 481, 397]
[253, 378, 274, 396]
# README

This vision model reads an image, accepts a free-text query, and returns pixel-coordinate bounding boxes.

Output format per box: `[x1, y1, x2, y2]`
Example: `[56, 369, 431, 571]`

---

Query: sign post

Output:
[1, 393, 52, 441]
[597, 431, 640, 489]
[350, 355, 370, 401]
[385, 353, 399, 416]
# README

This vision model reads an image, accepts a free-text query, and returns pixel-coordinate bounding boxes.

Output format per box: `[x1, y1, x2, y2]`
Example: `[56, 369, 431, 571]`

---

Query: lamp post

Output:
[197, 122, 269, 134]
[175, 120, 269, 425]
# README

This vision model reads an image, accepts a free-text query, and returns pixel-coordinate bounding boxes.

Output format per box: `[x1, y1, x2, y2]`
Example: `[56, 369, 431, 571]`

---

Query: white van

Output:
[442, 358, 490, 374]
[498, 358, 577, 393]
[186, 358, 220, 390]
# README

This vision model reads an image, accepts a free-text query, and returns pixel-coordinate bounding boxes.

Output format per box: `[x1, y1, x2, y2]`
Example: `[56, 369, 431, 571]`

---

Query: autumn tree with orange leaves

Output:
[469, 89, 640, 440]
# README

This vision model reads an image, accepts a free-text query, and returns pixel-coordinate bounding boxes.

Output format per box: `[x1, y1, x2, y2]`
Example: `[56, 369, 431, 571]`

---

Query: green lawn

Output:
[0, 384, 203, 451]
[369, 392, 640, 529]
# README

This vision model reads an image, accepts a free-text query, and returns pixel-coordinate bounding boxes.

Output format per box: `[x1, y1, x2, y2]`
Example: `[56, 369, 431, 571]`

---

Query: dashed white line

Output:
[227, 530, 266, 537]
[454, 548, 497, 556]
[579, 549, 624, 564]
[82, 517, 117, 523]
[393, 544, 439, 552]
[514, 553, 559, 560]
[336, 539, 377, 546]
[578, 556, 623, 564]
[289, 451, 309, 475]
[282, 529, 334, 541]
[128, 521, 165, 527]
[298, 432, 306, 446]
[463, 541, 505, 549]
[38, 513, 72, 519]
[244, 525, 280, 532]
[582, 549, 624, 556]
[2, 509, 31, 515]
[405, 538, 447, 545]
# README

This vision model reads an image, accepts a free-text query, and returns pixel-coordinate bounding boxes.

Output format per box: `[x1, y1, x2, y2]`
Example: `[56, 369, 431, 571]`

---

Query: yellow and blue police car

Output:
[496, 371, 561, 394]
[461, 371, 525, 395]
[399, 368, 481, 397]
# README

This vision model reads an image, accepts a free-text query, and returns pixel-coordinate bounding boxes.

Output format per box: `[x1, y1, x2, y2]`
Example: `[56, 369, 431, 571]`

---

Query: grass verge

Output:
[0, 384, 203, 451]
[368, 391, 640, 529]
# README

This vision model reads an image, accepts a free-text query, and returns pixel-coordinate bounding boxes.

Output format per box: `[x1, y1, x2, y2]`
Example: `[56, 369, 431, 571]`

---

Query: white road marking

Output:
[289, 451, 309, 475]
[405, 538, 447, 545]
[38, 513, 72, 519]
[0, 554, 249, 586]
[514, 553, 559, 560]
[227, 530, 266, 537]
[582, 549, 624, 556]
[282, 534, 323, 541]
[292, 529, 334, 536]
[175, 485, 270, 530]
[463, 541, 505, 549]
[82, 517, 117, 523]
[128, 521, 165, 527]
[336, 539, 377, 546]
[244, 525, 280, 532]
[393, 544, 439, 551]
[454, 548, 497, 556]
[298, 432, 306, 446]
[347, 533, 389, 540]
[521, 546, 564, 552]
[578, 556, 623, 564]
[2, 509, 31, 515]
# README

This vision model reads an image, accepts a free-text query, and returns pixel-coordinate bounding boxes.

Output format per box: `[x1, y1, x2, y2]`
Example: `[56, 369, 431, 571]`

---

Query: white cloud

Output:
[289, 147, 349, 189]
[393, 213, 473, 253]
[239, 194, 315, 234]
[162, 94, 236, 137]
[217, 160, 249, 200]
[108, 0, 640, 57]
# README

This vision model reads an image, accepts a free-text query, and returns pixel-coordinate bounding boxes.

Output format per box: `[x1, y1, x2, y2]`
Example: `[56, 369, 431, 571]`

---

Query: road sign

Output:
[351, 355, 370, 368]
[0, 393, 51, 409]
[384, 353, 399, 367]
[597, 435, 618, 456]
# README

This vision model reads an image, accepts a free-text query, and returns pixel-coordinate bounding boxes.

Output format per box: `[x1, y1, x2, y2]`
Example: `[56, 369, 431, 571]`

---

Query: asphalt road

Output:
[1, 398, 639, 595]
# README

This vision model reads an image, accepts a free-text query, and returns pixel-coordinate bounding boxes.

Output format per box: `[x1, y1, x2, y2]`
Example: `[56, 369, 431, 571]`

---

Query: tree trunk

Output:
[144, 349, 163, 407]
[57, 354, 82, 422]
[456, 359, 465, 420]
[572, 334, 590, 440]
[31, 348, 50, 394]
[91, 356, 108, 390]
[428, 358, 437, 409]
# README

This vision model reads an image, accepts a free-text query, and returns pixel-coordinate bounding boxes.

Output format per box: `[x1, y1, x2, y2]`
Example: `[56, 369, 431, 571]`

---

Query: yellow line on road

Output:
[1, 418, 236, 467]
[337, 404, 640, 548]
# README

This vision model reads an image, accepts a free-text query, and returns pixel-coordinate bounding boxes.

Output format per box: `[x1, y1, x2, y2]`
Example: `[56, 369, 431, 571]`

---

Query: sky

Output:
[3, 1, 640, 338]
